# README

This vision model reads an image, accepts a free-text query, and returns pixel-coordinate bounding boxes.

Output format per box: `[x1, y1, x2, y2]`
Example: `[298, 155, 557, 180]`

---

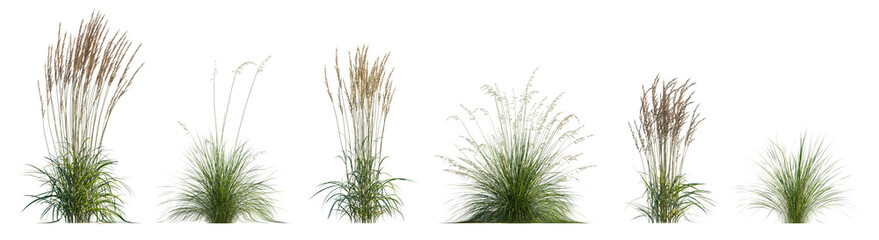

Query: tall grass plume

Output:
[315, 45, 408, 223]
[629, 75, 711, 223]
[26, 11, 142, 223]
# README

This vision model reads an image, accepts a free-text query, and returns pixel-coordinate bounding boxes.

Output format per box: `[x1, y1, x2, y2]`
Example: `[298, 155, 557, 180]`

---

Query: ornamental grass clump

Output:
[629, 75, 711, 223]
[25, 11, 142, 223]
[748, 133, 846, 223]
[440, 70, 590, 223]
[164, 57, 279, 223]
[315, 45, 408, 223]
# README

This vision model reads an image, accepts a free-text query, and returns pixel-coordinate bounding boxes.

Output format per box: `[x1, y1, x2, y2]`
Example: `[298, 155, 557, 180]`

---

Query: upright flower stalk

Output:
[316, 45, 407, 223]
[629, 75, 711, 223]
[26, 11, 143, 223]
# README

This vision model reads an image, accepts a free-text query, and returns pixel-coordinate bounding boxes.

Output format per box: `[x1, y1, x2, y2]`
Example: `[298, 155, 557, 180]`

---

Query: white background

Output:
[1, 0, 877, 238]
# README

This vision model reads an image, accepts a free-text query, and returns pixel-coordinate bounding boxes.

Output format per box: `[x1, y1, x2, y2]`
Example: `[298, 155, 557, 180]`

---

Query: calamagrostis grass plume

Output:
[26, 10, 142, 223]
[629, 75, 711, 223]
[315, 45, 408, 223]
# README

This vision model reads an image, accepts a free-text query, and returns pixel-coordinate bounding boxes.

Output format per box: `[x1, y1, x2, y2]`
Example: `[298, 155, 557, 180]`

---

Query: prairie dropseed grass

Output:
[440, 70, 590, 223]
[164, 57, 279, 223]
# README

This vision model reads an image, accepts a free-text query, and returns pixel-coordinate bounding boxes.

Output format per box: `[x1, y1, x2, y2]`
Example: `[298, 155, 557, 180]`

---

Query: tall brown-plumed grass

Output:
[25, 11, 142, 223]
[629, 75, 711, 223]
[314, 45, 408, 223]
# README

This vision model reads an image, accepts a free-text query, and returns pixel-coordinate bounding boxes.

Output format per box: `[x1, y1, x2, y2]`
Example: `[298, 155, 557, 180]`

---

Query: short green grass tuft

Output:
[26, 143, 129, 223]
[748, 133, 846, 223]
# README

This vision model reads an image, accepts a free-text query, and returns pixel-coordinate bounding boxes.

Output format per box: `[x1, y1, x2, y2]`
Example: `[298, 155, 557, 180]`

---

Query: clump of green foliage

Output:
[26, 11, 142, 223]
[748, 133, 846, 223]
[315, 45, 408, 223]
[441, 70, 590, 223]
[629, 75, 711, 223]
[164, 57, 279, 223]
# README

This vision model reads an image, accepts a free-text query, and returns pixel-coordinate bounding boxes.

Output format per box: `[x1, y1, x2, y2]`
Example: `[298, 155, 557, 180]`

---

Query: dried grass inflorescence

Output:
[26, 10, 142, 223]
[441, 70, 590, 223]
[629, 75, 711, 223]
[40, 11, 142, 155]
[316, 45, 407, 223]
